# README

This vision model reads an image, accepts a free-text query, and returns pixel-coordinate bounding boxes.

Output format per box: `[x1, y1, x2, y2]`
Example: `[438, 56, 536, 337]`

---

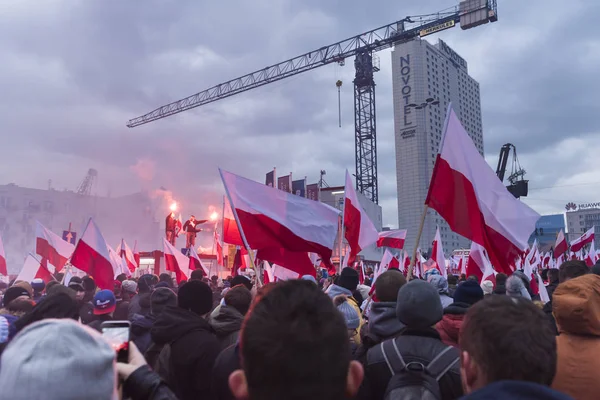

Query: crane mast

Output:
[128, 1, 498, 204]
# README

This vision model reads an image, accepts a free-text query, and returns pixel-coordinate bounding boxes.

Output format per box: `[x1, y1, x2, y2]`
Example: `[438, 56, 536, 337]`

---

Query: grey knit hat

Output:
[121, 280, 138, 294]
[396, 279, 443, 329]
[506, 275, 532, 300]
[0, 319, 117, 400]
[337, 298, 360, 330]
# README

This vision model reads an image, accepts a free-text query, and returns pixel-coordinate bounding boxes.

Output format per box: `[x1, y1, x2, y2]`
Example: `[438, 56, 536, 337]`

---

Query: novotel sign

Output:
[399, 54, 415, 138]
[439, 39, 467, 70]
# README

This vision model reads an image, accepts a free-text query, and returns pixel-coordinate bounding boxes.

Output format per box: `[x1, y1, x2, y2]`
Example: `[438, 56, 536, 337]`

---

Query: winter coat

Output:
[552, 274, 600, 400]
[209, 305, 244, 350]
[436, 302, 469, 347]
[493, 283, 506, 295]
[355, 302, 404, 361]
[546, 282, 559, 300]
[357, 327, 463, 400]
[123, 365, 179, 400]
[114, 299, 130, 321]
[326, 284, 364, 344]
[542, 300, 558, 336]
[131, 313, 155, 355]
[150, 306, 220, 400]
[460, 380, 573, 400]
[440, 293, 454, 308]
[79, 301, 94, 325]
[211, 343, 240, 400]
[129, 293, 151, 320]
[87, 314, 113, 332]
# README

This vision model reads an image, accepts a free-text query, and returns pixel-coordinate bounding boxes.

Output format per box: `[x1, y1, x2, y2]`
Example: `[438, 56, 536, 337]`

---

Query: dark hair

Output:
[447, 274, 458, 285]
[495, 273, 508, 286]
[240, 280, 350, 400]
[547, 269, 559, 283]
[231, 275, 253, 291]
[459, 274, 467, 282]
[190, 269, 205, 281]
[460, 296, 556, 386]
[467, 275, 479, 283]
[45, 280, 61, 294]
[13, 292, 80, 334]
[115, 273, 127, 282]
[224, 286, 253, 316]
[559, 260, 589, 283]
[375, 270, 407, 302]
[159, 273, 173, 286]
[7, 297, 35, 315]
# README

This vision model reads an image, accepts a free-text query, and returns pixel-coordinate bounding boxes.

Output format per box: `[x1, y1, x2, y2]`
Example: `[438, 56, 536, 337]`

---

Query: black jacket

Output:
[124, 365, 179, 400]
[354, 302, 404, 362]
[150, 306, 220, 400]
[357, 327, 463, 400]
[543, 300, 559, 336]
[209, 305, 244, 351]
[131, 313, 155, 354]
[87, 314, 113, 332]
[546, 282, 559, 299]
[459, 380, 573, 400]
[211, 343, 240, 400]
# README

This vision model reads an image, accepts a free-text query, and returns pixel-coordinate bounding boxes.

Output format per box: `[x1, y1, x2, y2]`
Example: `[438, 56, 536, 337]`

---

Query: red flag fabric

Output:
[70, 219, 114, 290]
[376, 230, 407, 249]
[570, 227, 595, 253]
[425, 106, 540, 274]
[343, 171, 379, 265]
[0, 235, 6, 276]
[214, 228, 224, 266]
[16, 253, 53, 283]
[223, 198, 244, 246]
[466, 242, 496, 283]
[116, 239, 137, 272]
[554, 230, 568, 260]
[431, 226, 447, 278]
[189, 246, 209, 276]
[220, 169, 339, 277]
[163, 238, 190, 283]
[132, 241, 140, 267]
[35, 221, 74, 272]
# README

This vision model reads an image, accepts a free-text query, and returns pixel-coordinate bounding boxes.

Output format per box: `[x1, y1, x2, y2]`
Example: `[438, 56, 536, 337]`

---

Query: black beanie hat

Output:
[3, 286, 31, 307]
[177, 280, 213, 316]
[338, 267, 359, 292]
[230, 275, 253, 291]
[82, 276, 96, 292]
[151, 288, 177, 316]
[453, 280, 484, 305]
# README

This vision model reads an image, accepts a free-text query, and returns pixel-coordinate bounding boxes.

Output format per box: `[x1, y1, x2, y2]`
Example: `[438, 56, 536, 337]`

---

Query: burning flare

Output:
[170, 202, 177, 212]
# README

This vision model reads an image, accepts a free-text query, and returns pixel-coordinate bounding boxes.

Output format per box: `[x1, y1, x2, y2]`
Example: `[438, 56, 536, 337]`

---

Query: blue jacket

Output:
[461, 381, 573, 400]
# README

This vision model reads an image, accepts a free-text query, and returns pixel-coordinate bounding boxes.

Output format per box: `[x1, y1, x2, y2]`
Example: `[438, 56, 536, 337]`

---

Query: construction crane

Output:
[495, 143, 528, 198]
[77, 168, 98, 196]
[127, 1, 498, 204]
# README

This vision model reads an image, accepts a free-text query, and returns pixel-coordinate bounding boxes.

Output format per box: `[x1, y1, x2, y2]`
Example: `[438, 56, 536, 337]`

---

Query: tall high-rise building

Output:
[392, 37, 483, 256]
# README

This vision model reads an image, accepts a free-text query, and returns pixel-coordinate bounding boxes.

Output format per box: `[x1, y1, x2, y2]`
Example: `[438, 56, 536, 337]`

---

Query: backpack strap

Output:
[380, 339, 407, 375]
[425, 346, 460, 381]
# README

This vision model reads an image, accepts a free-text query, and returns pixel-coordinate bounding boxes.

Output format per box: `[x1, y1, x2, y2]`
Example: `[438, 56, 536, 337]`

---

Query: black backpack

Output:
[378, 339, 459, 400]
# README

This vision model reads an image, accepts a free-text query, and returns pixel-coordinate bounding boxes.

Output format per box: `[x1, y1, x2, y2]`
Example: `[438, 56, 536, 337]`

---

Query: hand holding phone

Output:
[101, 321, 131, 364]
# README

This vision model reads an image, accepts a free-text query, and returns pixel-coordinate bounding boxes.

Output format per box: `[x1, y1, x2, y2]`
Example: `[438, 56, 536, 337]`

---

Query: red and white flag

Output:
[223, 197, 244, 246]
[524, 240, 539, 279]
[425, 106, 540, 274]
[163, 238, 190, 283]
[220, 169, 339, 277]
[132, 241, 140, 267]
[35, 221, 75, 272]
[116, 239, 137, 273]
[214, 228, 224, 266]
[466, 242, 496, 283]
[343, 171, 379, 265]
[585, 240, 597, 267]
[538, 272, 550, 304]
[401, 251, 410, 275]
[554, 229, 568, 260]
[0, 235, 6, 276]
[16, 253, 53, 284]
[175, 214, 184, 237]
[70, 218, 115, 290]
[431, 226, 447, 278]
[570, 227, 595, 253]
[377, 230, 407, 250]
[189, 246, 209, 276]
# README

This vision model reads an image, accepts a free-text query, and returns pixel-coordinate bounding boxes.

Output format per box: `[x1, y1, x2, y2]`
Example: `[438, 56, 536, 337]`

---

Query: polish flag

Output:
[401, 251, 410, 275]
[570, 227, 595, 253]
[132, 241, 140, 267]
[431, 226, 447, 278]
[343, 171, 379, 265]
[16, 253, 54, 284]
[0, 235, 6, 276]
[456, 256, 465, 276]
[175, 213, 184, 237]
[116, 239, 137, 273]
[189, 246, 209, 276]
[263, 260, 274, 283]
[214, 229, 224, 266]
[220, 170, 340, 276]
[272, 264, 300, 281]
[538, 272, 550, 304]
[109, 246, 131, 278]
[425, 105, 540, 275]
[163, 238, 190, 283]
[389, 254, 400, 269]
[554, 230, 568, 260]
[523, 240, 539, 279]
[377, 230, 407, 250]
[585, 241, 597, 267]
[223, 198, 244, 246]
[466, 242, 496, 283]
[35, 221, 75, 272]
[71, 219, 115, 290]
[412, 249, 425, 279]
[542, 252, 551, 269]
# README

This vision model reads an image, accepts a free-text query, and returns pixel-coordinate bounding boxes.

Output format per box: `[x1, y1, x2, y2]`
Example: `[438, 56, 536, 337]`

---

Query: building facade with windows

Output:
[392, 37, 484, 255]
[566, 206, 600, 247]
[529, 214, 566, 252]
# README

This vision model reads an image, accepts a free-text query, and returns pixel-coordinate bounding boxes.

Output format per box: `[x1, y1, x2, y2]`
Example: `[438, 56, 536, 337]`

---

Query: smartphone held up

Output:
[101, 321, 131, 363]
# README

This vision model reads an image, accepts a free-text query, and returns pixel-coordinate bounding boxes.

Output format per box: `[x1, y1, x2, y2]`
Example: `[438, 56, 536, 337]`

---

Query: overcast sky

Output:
[2, 0, 599, 229]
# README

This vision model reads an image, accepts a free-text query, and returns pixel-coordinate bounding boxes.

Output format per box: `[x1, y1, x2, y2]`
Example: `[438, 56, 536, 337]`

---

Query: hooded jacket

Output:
[150, 306, 220, 400]
[326, 284, 364, 344]
[354, 301, 406, 362]
[209, 305, 244, 350]
[552, 274, 600, 400]
[130, 313, 155, 354]
[436, 302, 470, 347]
[461, 380, 573, 400]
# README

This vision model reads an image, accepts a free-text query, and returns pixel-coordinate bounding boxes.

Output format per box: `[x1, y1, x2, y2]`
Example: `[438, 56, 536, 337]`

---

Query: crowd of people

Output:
[0, 259, 598, 400]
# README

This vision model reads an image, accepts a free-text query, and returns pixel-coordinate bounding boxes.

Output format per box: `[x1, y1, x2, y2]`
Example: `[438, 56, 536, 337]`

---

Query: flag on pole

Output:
[538, 272, 550, 304]
[431, 226, 447, 278]
[277, 174, 292, 193]
[132, 241, 140, 267]
[570, 227, 595, 253]
[70, 219, 114, 290]
[223, 198, 244, 246]
[220, 169, 340, 276]
[35, 221, 75, 272]
[163, 238, 190, 283]
[554, 229, 568, 260]
[343, 170, 379, 265]
[214, 229, 224, 266]
[16, 253, 53, 284]
[116, 239, 137, 273]
[265, 169, 276, 187]
[466, 242, 496, 283]
[376, 230, 407, 249]
[0, 235, 6, 276]
[425, 105, 540, 274]
[189, 246, 210, 276]
[175, 213, 184, 237]
[585, 240, 597, 267]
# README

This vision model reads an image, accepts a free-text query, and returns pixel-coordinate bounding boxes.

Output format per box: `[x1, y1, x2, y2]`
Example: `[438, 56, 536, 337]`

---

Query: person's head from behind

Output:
[224, 285, 253, 316]
[375, 269, 407, 302]
[150, 287, 177, 317]
[31, 278, 46, 295]
[495, 272, 507, 286]
[6, 297, 35, 316]
[177, 280, 213, 317]
[231, 275, 253, 292]
[447, 274, 458, 286]
[13, 291, 80, 335]
[559, 260, 589, 283]
[396, 279, 443, 329]
[334, 295, 360, 342]
[229, 280, 364, 400]
[337, 267, 360, 292]
[459, 296, 556, 394]
[547, 268, 560, 284]
[137, 274, 154, 294]
[159, 273, 173, 287]
[0, 319, 117, 399]
[190, 269, 205, 281]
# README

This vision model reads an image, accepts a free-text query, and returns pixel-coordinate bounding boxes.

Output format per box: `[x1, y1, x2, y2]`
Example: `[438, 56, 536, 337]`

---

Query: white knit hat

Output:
[481, 280, 494, 295]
